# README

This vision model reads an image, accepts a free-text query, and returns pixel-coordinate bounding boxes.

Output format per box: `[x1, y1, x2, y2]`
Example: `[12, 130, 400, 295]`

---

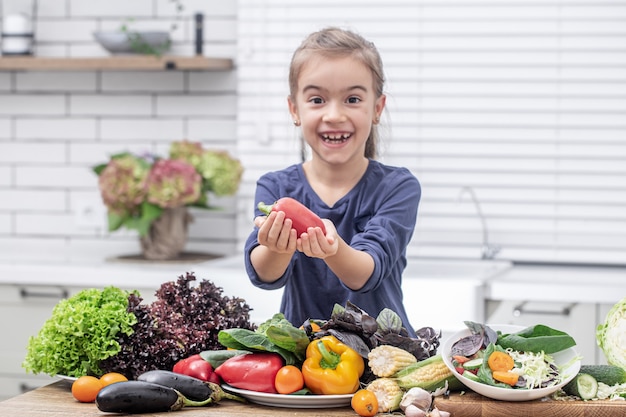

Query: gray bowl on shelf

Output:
[93, 31, 170, 55]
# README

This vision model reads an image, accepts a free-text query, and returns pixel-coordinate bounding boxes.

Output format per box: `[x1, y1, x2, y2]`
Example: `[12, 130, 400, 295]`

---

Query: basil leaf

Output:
[377, 308, 403, 334]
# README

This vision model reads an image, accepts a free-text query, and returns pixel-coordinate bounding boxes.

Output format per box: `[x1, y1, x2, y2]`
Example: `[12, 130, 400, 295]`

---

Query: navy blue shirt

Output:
[244, 160, 420, 336]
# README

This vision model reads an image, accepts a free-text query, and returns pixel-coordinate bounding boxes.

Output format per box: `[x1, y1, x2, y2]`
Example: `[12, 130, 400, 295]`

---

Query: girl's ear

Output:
[287, 95, 299, 123]
[374, 94, 386, 122]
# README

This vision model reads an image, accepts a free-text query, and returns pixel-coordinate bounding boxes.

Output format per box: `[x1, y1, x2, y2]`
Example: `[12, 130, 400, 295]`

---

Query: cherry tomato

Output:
[274, 365, 304, 394]
[351, 388, 379, 417]
[99, 372, 128, 387]
[71, 375, 103, 403]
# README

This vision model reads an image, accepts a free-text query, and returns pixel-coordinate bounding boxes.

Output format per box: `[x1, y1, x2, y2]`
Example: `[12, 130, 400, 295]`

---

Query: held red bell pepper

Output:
[172, 354, 220, 384]
[258, 197, 326, 237]
[214, 352, 284, 393]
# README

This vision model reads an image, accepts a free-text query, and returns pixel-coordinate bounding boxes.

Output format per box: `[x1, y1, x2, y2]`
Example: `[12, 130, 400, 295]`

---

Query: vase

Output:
[140, 206, 192, 260]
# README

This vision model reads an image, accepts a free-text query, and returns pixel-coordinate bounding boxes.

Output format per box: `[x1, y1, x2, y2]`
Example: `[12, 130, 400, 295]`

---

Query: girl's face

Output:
[288, 54, 385, 166]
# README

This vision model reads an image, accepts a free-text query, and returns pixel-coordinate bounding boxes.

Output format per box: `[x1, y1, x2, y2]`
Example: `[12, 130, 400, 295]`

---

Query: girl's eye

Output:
[347, 96, 361, 104]
[309, 97, 324, 104]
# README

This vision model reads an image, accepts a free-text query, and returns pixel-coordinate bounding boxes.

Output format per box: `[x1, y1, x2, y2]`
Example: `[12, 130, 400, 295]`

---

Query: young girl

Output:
[244, 27, 421, 336]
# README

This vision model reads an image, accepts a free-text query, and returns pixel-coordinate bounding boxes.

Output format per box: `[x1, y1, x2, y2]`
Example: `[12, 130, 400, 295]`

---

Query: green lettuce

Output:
[22, 286, 137, 377]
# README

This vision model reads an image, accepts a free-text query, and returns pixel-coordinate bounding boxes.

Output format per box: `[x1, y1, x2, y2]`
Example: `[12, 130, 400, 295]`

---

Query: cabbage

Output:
[596, 297, 626, 370]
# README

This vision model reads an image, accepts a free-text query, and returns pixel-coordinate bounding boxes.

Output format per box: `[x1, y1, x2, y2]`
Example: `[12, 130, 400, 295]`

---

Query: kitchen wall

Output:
[1, 1, 625, 266]
[0, 0, 239, 262]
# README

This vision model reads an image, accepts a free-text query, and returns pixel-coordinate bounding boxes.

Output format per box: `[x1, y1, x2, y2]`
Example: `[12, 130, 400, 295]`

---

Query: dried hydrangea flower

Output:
[146, 159, 202, 208]
[198, 150, 243, 196]
[98, 154, 149, 215]
[169, 140, 204, 169]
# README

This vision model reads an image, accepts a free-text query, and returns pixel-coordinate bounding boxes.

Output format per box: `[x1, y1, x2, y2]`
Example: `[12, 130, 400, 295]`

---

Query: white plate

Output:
[221, 384, 352, 408]
[56, 375, 78, 382]
[442, 324, 581, 402]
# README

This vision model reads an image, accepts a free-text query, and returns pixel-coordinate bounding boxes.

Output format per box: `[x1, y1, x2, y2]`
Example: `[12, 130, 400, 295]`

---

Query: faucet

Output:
[458, 186, 501, 260]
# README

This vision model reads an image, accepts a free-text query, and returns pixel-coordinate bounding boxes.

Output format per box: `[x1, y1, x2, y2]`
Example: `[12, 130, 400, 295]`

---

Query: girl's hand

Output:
[255, 211, 297, 254]
[296, 219, 337, 258]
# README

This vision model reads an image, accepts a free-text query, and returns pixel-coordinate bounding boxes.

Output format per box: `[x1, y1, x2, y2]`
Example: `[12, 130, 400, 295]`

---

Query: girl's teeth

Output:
[322, 133, 351, 141]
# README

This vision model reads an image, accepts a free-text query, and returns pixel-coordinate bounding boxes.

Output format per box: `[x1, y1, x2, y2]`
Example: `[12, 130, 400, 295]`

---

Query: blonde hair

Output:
[288, 27, 385, 159]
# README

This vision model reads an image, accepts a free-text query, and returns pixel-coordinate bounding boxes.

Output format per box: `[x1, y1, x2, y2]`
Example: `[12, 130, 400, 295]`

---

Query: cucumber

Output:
[563, 373, 598, 400]
[463, 358, 484, 370]
[579, 365, 626, 386]
[462, 370, 480, 382]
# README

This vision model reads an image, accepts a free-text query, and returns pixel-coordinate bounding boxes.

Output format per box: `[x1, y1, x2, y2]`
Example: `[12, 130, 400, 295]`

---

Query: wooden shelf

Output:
[0, 56, 234, 71]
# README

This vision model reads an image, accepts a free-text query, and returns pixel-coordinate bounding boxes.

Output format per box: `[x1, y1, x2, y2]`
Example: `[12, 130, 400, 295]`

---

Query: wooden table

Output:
[1, 381, 625, 417]
[0, 381, 355, 417]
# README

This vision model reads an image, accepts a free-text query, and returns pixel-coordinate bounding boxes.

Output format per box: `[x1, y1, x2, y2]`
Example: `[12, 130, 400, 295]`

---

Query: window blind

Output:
[237, 1, 626, 265]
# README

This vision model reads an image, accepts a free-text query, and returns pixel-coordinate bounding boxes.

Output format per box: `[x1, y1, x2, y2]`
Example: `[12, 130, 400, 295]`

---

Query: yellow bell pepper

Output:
[301, 335, 365, 395]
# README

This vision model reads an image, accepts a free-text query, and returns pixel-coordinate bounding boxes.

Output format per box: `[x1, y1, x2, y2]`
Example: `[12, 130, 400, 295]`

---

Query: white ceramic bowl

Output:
[442, 324, 581, 401]
[93, 31, 170, 54]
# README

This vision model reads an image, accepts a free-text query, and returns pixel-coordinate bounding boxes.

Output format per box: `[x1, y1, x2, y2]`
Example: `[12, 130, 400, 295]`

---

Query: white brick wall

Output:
[2, 1, 624, 264]
[0, 1, 239, 261]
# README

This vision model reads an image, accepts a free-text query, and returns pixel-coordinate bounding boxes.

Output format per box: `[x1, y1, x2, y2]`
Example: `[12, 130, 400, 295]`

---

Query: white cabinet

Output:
[0, 283, 157, 402]
[485, 300, 606, 365]
[485, 263, 625, 366]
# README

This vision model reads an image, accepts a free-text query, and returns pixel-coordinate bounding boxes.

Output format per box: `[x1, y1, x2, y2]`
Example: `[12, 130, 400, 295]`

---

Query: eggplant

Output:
[95, 380, 211, 413]
[137, 370, 212, 402]
[137, 369, 243, 403]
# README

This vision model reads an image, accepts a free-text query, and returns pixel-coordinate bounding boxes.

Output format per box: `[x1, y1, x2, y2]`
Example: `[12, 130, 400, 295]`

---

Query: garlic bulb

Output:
[430, 407, 451, 417]
[404, 404, 428, 417]
[400, 387, 432, 412]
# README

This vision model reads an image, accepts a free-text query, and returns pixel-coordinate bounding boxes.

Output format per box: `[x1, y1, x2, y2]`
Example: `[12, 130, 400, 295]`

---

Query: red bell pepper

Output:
[172, 354, 220, 384]
[214, 352, 284, 393]
[258, 197, 326, 237]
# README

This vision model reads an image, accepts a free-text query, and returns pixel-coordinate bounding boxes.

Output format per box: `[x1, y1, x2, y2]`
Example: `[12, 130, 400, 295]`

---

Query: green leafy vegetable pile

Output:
[23, 272, 257, 379]
[23, 286, 137, 378]
[218, 313, 310, 365]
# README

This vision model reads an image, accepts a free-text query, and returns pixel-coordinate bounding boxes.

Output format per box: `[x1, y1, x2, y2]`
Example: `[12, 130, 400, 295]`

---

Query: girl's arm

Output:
[297, 222, 375, 290]
[325, 236, 375, 290]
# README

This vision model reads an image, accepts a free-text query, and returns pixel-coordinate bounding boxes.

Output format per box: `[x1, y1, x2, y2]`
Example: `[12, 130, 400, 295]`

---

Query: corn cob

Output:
[393, 354, 463, 392]
[368, 345, 418, 377]
[366, 377, 404, 412]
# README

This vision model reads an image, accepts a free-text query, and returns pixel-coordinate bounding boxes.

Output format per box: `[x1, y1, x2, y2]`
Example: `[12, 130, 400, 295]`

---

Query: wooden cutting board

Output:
[434, 390, 626, 417]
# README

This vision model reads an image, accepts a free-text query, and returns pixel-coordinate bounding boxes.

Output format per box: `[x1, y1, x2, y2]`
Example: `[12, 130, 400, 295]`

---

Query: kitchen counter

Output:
[2, 381, 625, 417]
[488, 263, 626, 304]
